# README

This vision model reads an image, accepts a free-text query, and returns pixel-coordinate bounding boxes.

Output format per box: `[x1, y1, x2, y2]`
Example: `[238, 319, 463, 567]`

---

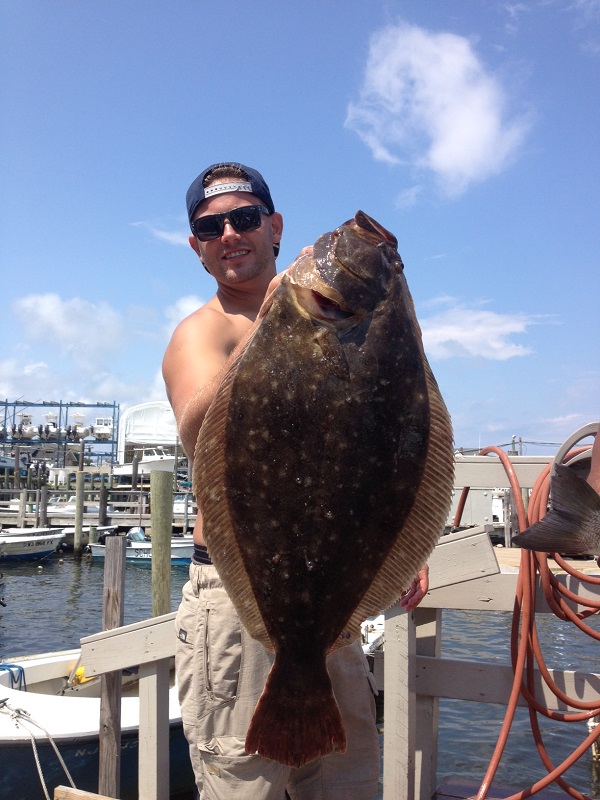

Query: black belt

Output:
[192, 544, 212, 565]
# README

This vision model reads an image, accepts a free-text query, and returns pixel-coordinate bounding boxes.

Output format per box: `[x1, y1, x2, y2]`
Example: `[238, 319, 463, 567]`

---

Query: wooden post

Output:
[131, 454, 139, 503]
[40, 484, 49, 527]
[138, 659, 170, 799]
[99, 485, 109, 526]
[98, 535, 126, 799]
[34, 487, 41, 527]
[13, 444, 20, 490]
[17, 488, 27, 528]
[183, 490, 189, 533]
[383, 603, 416, 800]
[89, 525, 98, 544]
[150, 471, 172, 618]
[74, 471, 85, 554]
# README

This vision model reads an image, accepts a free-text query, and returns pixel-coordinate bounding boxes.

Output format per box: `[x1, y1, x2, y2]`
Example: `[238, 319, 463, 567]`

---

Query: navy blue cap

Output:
[186, 162, 275, 227]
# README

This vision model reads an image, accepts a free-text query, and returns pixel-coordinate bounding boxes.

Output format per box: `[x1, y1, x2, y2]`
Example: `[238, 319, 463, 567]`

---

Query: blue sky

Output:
[1, 0, 599, 454]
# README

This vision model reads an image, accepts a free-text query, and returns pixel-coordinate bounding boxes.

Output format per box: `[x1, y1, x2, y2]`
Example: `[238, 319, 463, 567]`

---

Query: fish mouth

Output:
[289, 283, 359, 327]
[310, 290, 355, 322]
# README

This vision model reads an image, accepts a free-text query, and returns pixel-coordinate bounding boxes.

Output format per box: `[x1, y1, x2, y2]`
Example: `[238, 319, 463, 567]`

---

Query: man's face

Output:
[189, 188, 282, 286]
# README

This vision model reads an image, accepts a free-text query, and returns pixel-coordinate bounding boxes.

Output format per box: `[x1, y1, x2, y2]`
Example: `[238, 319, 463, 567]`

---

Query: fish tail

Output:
[513, 464, 600, 555]
[245, 656, 347, 768]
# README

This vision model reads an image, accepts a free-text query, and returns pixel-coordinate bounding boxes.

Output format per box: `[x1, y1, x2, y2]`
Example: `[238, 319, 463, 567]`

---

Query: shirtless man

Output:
[162, 162, 428, 799]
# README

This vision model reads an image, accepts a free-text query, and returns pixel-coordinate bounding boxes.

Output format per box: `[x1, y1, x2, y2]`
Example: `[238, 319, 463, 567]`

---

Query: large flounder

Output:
[194, 211, 454, 768]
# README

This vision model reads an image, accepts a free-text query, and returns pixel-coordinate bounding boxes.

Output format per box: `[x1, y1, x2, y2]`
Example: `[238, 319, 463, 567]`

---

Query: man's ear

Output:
[189, 235, 210, 273]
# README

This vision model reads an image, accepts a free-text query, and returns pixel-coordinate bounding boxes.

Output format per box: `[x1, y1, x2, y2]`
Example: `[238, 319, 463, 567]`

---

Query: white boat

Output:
[91, 415, 114, 440]
[0, 530, 65, 561]
[88, 528, 194, 565]
[0, 648, 193, 799]
[46, 495, 101, 515]
[173, 492, 196, 515]
[12, 413, 38, 440]
[60, 524, 118, 549]
[113, 446, 177, 476]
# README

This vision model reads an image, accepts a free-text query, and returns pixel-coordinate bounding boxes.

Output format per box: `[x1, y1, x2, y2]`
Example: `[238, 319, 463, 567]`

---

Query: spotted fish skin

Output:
[194, 211, 454, 768]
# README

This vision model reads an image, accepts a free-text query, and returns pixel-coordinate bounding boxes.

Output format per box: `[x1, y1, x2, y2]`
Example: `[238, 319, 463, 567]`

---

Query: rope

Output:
[0, 697, 78, 800]
[463, 426, 600, 800]
[0, 664, 27, 691]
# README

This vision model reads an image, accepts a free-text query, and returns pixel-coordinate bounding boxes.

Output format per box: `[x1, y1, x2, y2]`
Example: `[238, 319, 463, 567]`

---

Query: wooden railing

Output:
[67, 526, 600, 800]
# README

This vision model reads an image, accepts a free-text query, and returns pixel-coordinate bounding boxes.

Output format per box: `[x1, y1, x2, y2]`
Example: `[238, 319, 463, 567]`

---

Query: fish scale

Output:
[194, 210, 454, 768]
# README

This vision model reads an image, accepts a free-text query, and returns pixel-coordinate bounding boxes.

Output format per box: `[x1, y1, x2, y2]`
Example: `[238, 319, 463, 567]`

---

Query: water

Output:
[1, 554, 600, 797]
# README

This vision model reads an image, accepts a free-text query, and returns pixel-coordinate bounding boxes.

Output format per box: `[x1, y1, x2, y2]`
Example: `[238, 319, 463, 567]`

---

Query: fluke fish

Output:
[194, 211, 454, 767]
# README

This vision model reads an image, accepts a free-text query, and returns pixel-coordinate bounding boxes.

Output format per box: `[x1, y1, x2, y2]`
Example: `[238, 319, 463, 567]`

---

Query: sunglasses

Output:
[191, 204, 270, 241]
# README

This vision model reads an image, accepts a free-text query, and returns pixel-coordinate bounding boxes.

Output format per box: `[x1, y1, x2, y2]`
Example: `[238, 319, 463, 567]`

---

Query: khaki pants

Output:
[175, 562, 380, 800]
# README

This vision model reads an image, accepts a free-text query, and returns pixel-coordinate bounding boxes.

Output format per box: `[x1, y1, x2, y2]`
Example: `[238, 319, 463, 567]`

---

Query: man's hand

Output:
[399, 563, 429, 612]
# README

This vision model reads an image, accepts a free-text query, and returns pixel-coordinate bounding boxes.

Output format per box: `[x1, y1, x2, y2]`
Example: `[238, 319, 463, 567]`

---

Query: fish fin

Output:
[245, 656, 346, 767]
[194, 346, 273, 651]
[314, 327, 350, 380]
[512, 464, 600, 555]
[348, 358, 454, 628]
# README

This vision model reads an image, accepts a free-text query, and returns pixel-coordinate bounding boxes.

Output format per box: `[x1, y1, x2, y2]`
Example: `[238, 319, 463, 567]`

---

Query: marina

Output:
[1, 549, 600, 799]
[0, 413, 598, 799]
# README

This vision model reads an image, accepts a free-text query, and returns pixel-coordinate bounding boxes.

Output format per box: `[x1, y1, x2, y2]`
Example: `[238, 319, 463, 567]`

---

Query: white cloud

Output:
[12, 293, 125, 368]
[420, 299, 537, 360]
[164, 295, 205, 339]
[131, 221, 190, 247]
[345, 22, 533, 196]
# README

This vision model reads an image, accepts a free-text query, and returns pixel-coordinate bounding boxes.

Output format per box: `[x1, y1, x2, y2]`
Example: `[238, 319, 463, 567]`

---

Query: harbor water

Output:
[1, 553, 599, 797]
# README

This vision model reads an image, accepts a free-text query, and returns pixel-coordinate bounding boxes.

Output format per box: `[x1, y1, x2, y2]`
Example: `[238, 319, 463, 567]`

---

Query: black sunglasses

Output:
[191, 204, 270, 241]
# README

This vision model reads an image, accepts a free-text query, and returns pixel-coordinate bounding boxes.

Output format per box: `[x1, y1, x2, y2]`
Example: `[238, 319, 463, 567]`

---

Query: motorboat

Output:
[0, 529, 65, 561]
[88, 528, 193, 566]
[113, 446, 178, 476]
[0, 648, 193, 800]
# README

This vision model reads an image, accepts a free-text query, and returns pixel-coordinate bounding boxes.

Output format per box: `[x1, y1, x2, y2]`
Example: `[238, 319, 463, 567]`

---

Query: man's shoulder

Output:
[173, 299, 233, 338]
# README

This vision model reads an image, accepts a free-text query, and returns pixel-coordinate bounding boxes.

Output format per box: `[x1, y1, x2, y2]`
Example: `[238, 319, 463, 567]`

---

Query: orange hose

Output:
[470, 441, 599, 800]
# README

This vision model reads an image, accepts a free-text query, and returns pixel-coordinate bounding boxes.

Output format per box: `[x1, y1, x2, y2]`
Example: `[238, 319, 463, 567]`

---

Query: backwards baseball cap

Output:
[186, 162, 275, 227]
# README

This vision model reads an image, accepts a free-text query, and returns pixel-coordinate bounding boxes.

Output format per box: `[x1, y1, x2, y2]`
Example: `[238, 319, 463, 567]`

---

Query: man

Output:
[163, 162, 428, 799]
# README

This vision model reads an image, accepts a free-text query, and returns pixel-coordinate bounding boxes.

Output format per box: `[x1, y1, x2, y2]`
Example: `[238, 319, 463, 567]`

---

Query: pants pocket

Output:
[203, 598, 243, 703]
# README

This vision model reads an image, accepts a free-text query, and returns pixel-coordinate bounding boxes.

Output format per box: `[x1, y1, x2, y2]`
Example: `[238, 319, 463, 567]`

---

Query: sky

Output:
[1, 0, 599, 455]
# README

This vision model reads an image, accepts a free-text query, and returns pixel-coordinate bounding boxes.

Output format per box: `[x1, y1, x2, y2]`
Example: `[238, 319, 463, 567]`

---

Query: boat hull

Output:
[0, 532, 65, 561]
[0, 723, 193, 800]
[88, 539, 193, 565]
[0, 649, 194, 799]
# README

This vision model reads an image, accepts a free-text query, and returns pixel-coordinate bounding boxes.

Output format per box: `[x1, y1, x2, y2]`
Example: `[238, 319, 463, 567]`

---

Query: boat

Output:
[0, 648, 193, 800]
[91, 415, 114, 441]
[113, 446, 178, 477]
[60, 524, 118, 549]
[0, 529, 66, 561]
[88, 528, 194, 565]
[12, 413, 38, 440]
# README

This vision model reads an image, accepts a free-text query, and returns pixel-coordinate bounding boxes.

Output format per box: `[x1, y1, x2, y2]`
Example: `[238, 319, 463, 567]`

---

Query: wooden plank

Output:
[138, 660, 170, 800]
[80, 612, 176, 675]
[428, 525, 499, 591]
[383, 603, 416, 800]
[54, 788, 117, 800]
[416, 655, 600, 709]
[453, 455, 552, 488]
[434, 776, 565, 800]
[414, 609, 441, 800]
[423, 570, 600, 613]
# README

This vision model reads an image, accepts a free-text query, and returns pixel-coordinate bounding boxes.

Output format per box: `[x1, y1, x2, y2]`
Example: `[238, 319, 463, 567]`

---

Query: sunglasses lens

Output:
[192, 217, 222, 240]
[192, 206, 266, 241]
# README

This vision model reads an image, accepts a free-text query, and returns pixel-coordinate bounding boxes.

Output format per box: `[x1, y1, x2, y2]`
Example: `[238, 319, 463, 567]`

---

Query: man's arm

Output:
[162, 305, 255, 459]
